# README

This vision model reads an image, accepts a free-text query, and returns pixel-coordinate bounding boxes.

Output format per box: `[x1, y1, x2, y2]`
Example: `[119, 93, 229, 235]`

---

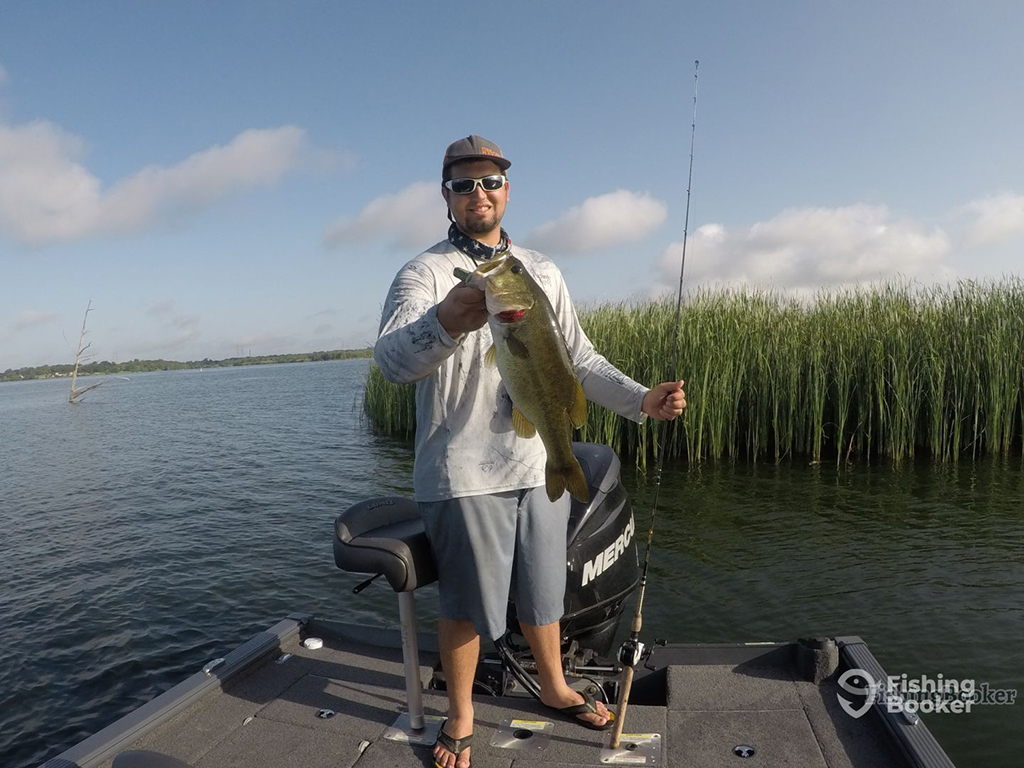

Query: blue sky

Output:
[2, 1, 1023, 370]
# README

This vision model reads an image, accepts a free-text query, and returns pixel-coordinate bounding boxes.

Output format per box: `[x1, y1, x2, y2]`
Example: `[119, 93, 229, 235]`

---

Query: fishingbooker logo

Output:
[581, 515, 635, 586]
[837, 669, 1017, 718]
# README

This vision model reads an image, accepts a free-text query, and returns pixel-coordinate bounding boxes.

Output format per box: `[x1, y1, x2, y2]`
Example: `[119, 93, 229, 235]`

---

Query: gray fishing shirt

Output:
[374, 239, 649, 502]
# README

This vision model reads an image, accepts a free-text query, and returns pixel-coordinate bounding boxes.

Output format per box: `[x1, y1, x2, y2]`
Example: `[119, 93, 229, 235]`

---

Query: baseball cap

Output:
[442, 135, 511, 175]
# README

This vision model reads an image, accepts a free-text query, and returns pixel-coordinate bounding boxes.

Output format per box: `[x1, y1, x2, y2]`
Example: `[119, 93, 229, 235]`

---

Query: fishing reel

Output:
[617, 637, 645, 668]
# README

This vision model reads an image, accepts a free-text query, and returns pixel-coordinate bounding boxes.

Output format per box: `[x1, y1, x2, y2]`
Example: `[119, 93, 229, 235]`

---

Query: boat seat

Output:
[333, 496, 437, 592]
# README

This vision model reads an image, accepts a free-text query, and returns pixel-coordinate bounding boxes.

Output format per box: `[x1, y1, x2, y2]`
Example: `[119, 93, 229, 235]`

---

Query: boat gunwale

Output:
[40, 613, 310, 768]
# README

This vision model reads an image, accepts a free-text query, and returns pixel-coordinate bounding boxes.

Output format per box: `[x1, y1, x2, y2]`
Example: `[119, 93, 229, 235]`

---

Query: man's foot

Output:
[539, 686, 612, 729]
[433, 715, 473, 768]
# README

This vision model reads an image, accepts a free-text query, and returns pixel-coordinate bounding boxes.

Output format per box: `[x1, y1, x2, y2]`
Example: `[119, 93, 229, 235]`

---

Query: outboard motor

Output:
[492, 443, 637, 700]
[506, 443, 638, 655]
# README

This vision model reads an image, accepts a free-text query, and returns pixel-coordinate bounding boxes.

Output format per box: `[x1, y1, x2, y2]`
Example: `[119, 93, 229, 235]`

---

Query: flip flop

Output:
[546, 689, 616, 731]
[434, 719, 473, 768]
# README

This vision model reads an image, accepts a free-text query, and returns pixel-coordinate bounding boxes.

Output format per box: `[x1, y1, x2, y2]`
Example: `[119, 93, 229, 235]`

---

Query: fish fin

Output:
[545, 458, 590, 504]
[568, 379, 587, 429]
[506, 331, 530, 359]
[512, 408, 537, 438]
[485, 344, 497, 367]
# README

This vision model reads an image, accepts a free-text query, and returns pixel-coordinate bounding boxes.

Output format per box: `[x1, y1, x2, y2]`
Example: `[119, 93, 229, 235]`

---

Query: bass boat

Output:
[42, 443, 956, 768]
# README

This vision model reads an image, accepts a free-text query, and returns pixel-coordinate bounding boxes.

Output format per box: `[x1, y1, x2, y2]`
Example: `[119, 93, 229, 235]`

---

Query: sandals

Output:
[434, 719, 473, 768]
[546, 689, 616, 731]
[433, 691, 610, 768]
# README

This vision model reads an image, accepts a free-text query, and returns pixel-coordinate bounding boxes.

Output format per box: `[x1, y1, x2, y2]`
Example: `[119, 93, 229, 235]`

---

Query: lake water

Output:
[1, 359, 1021, 767]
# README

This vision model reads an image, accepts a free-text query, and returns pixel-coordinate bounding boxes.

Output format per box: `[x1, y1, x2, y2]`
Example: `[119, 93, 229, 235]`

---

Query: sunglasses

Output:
[443, 174, 507, 195]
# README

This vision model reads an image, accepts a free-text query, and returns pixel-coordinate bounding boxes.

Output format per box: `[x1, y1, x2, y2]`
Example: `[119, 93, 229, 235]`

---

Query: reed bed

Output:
[364, 279, 1024, 467]
[364, 361, 418, 439]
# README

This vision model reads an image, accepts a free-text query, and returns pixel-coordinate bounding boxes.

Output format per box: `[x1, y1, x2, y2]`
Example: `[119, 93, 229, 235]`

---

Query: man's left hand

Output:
[642, 380, 687, 421]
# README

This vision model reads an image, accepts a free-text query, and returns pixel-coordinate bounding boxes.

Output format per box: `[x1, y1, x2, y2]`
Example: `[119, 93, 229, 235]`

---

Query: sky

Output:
[2, 0, 1023, 370]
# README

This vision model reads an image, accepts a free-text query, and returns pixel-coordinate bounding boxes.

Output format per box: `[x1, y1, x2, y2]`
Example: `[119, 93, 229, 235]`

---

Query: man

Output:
[374, 135, 685, 768]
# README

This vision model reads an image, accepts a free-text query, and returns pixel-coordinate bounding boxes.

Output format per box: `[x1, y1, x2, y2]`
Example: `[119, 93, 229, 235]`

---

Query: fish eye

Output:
[511, 264, 522, 274]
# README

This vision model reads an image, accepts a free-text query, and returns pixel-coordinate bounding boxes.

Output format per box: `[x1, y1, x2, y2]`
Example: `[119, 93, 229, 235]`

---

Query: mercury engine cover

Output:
[506, 442, 639, 656]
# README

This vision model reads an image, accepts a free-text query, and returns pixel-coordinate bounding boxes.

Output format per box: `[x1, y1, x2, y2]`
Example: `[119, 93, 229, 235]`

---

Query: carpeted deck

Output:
[94, 620, 910, 768]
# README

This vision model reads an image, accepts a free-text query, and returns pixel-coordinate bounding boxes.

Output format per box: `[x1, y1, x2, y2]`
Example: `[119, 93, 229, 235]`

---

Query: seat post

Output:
[398, 591, 424, 730]
[334, 496, 440, 744]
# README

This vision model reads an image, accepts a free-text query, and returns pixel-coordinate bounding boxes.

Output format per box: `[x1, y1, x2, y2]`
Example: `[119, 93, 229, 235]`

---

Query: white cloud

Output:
[962, 193, 1024, 247]
[147, 299, 175, 316]
[306, 308, 336, 319]
[231, 333, 296, 353]
[323, 181, 444, 249]
[657, 204, 954, 295]
[168, 313, 199, 330]
[0, 123, 314, 245]
[144, 328, 201, 354]
[14, 311, 59, 331]
[524, 190, 667, 254]
[132, 306, 200, 355]
[146, 300, 196, 332]
[313, 323, 333, 335]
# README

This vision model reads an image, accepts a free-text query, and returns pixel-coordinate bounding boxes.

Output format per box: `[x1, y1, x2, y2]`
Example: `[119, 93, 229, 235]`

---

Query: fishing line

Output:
[610, 59, 699, 748]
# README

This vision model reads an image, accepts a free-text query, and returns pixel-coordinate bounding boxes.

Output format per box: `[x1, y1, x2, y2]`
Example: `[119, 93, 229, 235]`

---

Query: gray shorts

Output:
[420, 486, 570, 641]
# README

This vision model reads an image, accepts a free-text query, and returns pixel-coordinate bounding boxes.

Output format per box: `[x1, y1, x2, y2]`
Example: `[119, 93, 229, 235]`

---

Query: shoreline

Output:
[1, 347, 373, 383]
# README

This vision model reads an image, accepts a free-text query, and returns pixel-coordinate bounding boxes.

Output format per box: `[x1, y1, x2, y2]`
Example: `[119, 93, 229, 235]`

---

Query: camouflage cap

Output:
[442, 135, 511, 175]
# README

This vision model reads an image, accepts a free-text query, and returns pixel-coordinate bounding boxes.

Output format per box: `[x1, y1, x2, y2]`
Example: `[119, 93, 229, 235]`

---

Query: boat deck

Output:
[51, 614, 927, 768]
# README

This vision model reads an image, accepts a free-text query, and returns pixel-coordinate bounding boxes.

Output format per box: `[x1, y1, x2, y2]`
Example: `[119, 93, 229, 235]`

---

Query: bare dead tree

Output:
[69, 300, 104, 403]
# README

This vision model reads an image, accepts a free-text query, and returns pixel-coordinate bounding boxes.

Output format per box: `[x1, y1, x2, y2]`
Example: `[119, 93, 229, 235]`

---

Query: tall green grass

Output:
[364, 279, 1024, 466]
[364, 362, 417, 439]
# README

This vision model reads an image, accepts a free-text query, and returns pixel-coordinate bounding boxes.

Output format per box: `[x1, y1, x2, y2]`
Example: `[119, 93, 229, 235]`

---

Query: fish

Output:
[463, 255, 590, 503]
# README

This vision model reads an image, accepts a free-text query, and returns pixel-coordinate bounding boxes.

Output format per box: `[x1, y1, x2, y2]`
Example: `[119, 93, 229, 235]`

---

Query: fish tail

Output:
[545, 459, 590, 504]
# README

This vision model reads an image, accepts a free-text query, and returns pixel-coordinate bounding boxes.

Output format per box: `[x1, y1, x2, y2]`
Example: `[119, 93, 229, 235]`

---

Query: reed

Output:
[364, 279, 1024, 466]
[363, 362, 417, 439]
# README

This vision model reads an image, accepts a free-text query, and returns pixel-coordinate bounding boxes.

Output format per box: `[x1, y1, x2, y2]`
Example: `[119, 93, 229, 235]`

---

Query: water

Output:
[1, 360, 1021, 766]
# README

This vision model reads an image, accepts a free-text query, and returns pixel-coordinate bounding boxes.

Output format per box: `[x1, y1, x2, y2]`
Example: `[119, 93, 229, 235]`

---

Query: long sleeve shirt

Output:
[374, 240, 649, 502]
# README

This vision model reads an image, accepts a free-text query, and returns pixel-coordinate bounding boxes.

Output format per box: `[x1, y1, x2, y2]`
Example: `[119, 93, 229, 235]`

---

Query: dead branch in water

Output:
[69, 300, 104, 403]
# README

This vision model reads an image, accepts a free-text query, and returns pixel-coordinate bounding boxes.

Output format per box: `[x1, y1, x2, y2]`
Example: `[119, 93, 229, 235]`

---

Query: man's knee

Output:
[438, 617, 481, 648]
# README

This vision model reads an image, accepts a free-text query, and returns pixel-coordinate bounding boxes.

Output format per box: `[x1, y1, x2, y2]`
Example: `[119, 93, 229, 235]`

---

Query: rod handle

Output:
[630, 613, 643, 635]
[610, 664, 635, 749]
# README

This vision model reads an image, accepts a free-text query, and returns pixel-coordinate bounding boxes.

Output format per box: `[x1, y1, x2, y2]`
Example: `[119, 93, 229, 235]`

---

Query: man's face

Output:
[442, 159, 509, 241]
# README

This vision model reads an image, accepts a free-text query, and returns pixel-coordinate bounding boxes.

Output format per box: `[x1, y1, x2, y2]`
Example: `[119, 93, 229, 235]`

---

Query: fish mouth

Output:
[496, 309, 527, 324]
[474, 255, 509, 274]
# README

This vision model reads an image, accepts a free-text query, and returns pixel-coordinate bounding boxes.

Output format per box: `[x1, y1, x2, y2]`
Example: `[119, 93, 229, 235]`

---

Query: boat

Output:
[41, 443, 956, 767]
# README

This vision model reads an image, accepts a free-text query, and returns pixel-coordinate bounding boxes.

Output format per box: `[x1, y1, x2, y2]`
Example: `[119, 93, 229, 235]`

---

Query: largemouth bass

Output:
[463, 255, 589, 503]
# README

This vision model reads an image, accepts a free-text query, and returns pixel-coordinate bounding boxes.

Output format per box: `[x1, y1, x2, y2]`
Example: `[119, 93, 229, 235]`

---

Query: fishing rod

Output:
[609, 59, 699, 749]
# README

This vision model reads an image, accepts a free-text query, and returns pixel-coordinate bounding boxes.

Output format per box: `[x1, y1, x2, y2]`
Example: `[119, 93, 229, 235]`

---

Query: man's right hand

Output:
[438, 284, 488, 337]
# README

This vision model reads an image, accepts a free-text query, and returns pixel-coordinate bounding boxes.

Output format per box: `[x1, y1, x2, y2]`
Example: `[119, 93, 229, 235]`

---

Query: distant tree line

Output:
[1, 348, 373, 382]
